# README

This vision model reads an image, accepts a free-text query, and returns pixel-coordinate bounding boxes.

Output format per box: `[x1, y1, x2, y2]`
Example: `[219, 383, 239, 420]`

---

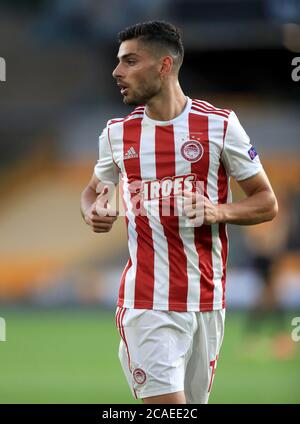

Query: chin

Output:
[123, 95, 144, 107]
[124, 98, 138, 106]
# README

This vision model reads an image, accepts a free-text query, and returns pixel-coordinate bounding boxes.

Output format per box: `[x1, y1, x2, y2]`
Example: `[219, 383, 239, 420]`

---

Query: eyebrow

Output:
[117, 53, 139, 61]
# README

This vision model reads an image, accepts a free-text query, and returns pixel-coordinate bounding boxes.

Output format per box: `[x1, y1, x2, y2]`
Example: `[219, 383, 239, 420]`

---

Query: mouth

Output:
[117, 82, 129, 96]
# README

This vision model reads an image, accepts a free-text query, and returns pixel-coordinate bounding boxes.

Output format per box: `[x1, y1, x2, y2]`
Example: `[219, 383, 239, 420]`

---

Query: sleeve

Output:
[221, 111, 263, 181]
[94, 125, 120, 184]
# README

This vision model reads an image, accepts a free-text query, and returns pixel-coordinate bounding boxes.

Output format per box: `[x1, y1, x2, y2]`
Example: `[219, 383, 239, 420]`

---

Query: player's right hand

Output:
[84, 186, 119, 233]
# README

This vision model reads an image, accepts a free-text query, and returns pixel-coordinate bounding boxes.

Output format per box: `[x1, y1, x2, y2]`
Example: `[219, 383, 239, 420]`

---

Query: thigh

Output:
[115, 307, 195, 400]
[184, 309, 226, 404]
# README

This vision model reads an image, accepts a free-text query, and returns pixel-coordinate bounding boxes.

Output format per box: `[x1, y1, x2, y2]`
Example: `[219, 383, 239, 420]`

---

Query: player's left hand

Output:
[183, 190, 220, 226]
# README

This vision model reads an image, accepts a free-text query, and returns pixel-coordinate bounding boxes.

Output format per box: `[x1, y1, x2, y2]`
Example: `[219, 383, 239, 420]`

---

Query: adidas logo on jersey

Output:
[124, 146, 139, 160]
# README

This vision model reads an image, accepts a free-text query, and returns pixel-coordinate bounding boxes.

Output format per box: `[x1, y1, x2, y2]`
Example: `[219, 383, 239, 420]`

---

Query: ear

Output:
[160, 56, 173, 77]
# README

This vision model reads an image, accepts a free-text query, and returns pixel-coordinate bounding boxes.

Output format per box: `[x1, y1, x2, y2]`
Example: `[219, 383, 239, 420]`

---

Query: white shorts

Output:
[115, 307, 225, 404]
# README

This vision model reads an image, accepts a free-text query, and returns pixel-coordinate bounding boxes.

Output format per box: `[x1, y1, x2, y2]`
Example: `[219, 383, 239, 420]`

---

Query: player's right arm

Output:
[81, 122, 120, 233]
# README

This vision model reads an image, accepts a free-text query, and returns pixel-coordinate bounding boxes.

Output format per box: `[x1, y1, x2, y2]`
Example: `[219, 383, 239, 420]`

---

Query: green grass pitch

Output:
[0, 308, 299, 403]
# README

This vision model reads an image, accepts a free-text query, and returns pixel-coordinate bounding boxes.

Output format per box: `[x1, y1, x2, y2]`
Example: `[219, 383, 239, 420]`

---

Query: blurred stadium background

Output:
[0, 0, 300, 404]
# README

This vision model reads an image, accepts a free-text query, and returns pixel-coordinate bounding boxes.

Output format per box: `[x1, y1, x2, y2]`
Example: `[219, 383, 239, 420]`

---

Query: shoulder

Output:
[190, 98, 232, 120]
[106, 105, 145, 129]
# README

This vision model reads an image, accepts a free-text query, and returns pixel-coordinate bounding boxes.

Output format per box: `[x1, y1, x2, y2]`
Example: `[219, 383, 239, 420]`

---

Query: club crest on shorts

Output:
[133, 368, 147, 386]
[181, 138, 204, 163]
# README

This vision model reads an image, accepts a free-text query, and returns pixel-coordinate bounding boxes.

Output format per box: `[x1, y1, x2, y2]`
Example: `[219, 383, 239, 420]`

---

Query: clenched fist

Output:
[183, 189, 221, 226]
[84, 186, 119, 233]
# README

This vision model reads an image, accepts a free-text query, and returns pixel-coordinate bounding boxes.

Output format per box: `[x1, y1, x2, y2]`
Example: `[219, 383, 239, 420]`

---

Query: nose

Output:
[112, 62, 122, 79]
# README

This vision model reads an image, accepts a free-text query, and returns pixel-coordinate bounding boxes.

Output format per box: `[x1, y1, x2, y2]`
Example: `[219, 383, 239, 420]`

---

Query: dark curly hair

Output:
[118, 21, 184, 68]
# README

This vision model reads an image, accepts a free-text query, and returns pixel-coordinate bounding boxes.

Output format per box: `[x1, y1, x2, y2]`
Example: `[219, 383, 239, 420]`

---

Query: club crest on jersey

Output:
[181, 136, 204, 163]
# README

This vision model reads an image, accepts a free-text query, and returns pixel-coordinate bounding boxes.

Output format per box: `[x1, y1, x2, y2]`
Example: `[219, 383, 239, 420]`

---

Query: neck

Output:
[145, 81, 187, 121]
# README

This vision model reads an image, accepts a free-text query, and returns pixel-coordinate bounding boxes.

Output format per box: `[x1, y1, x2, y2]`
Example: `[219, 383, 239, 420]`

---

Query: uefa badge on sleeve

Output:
[248, 146, 258, 160]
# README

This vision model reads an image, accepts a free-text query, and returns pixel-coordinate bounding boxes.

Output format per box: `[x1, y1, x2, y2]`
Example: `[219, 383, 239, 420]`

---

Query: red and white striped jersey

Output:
[94, 97, 262, 311]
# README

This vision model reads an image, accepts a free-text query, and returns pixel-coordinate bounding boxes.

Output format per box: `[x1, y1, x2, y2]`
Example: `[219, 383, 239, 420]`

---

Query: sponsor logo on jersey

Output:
[133, 368, 147, 385]
[248, 146, 258, 160]
[142, 173, 197, 201]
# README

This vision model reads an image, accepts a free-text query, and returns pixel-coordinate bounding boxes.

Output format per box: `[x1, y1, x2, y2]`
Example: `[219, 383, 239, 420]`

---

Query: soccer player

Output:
[80, 21, 278, 404]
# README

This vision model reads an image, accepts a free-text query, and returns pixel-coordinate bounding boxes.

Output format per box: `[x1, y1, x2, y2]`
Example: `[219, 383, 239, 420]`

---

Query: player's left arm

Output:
[209, 169, 278, 225]
[211, 109, 278, 225]
[184, 169, 278, 226]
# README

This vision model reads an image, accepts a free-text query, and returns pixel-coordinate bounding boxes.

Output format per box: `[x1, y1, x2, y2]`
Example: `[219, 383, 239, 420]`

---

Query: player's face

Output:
[112, 39, 162, 106]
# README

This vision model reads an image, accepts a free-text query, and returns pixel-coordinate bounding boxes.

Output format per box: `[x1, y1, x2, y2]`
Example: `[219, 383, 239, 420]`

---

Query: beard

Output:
[123, 81, 161, 106]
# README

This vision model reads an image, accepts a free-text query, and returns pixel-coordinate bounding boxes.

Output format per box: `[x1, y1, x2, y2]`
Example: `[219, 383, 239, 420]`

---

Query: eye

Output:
[127, 60, 136, 65]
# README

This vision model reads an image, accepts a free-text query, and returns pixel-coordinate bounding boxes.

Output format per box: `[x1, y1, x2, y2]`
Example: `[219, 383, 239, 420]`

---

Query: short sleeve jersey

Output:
[94, 97, 262, 312]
